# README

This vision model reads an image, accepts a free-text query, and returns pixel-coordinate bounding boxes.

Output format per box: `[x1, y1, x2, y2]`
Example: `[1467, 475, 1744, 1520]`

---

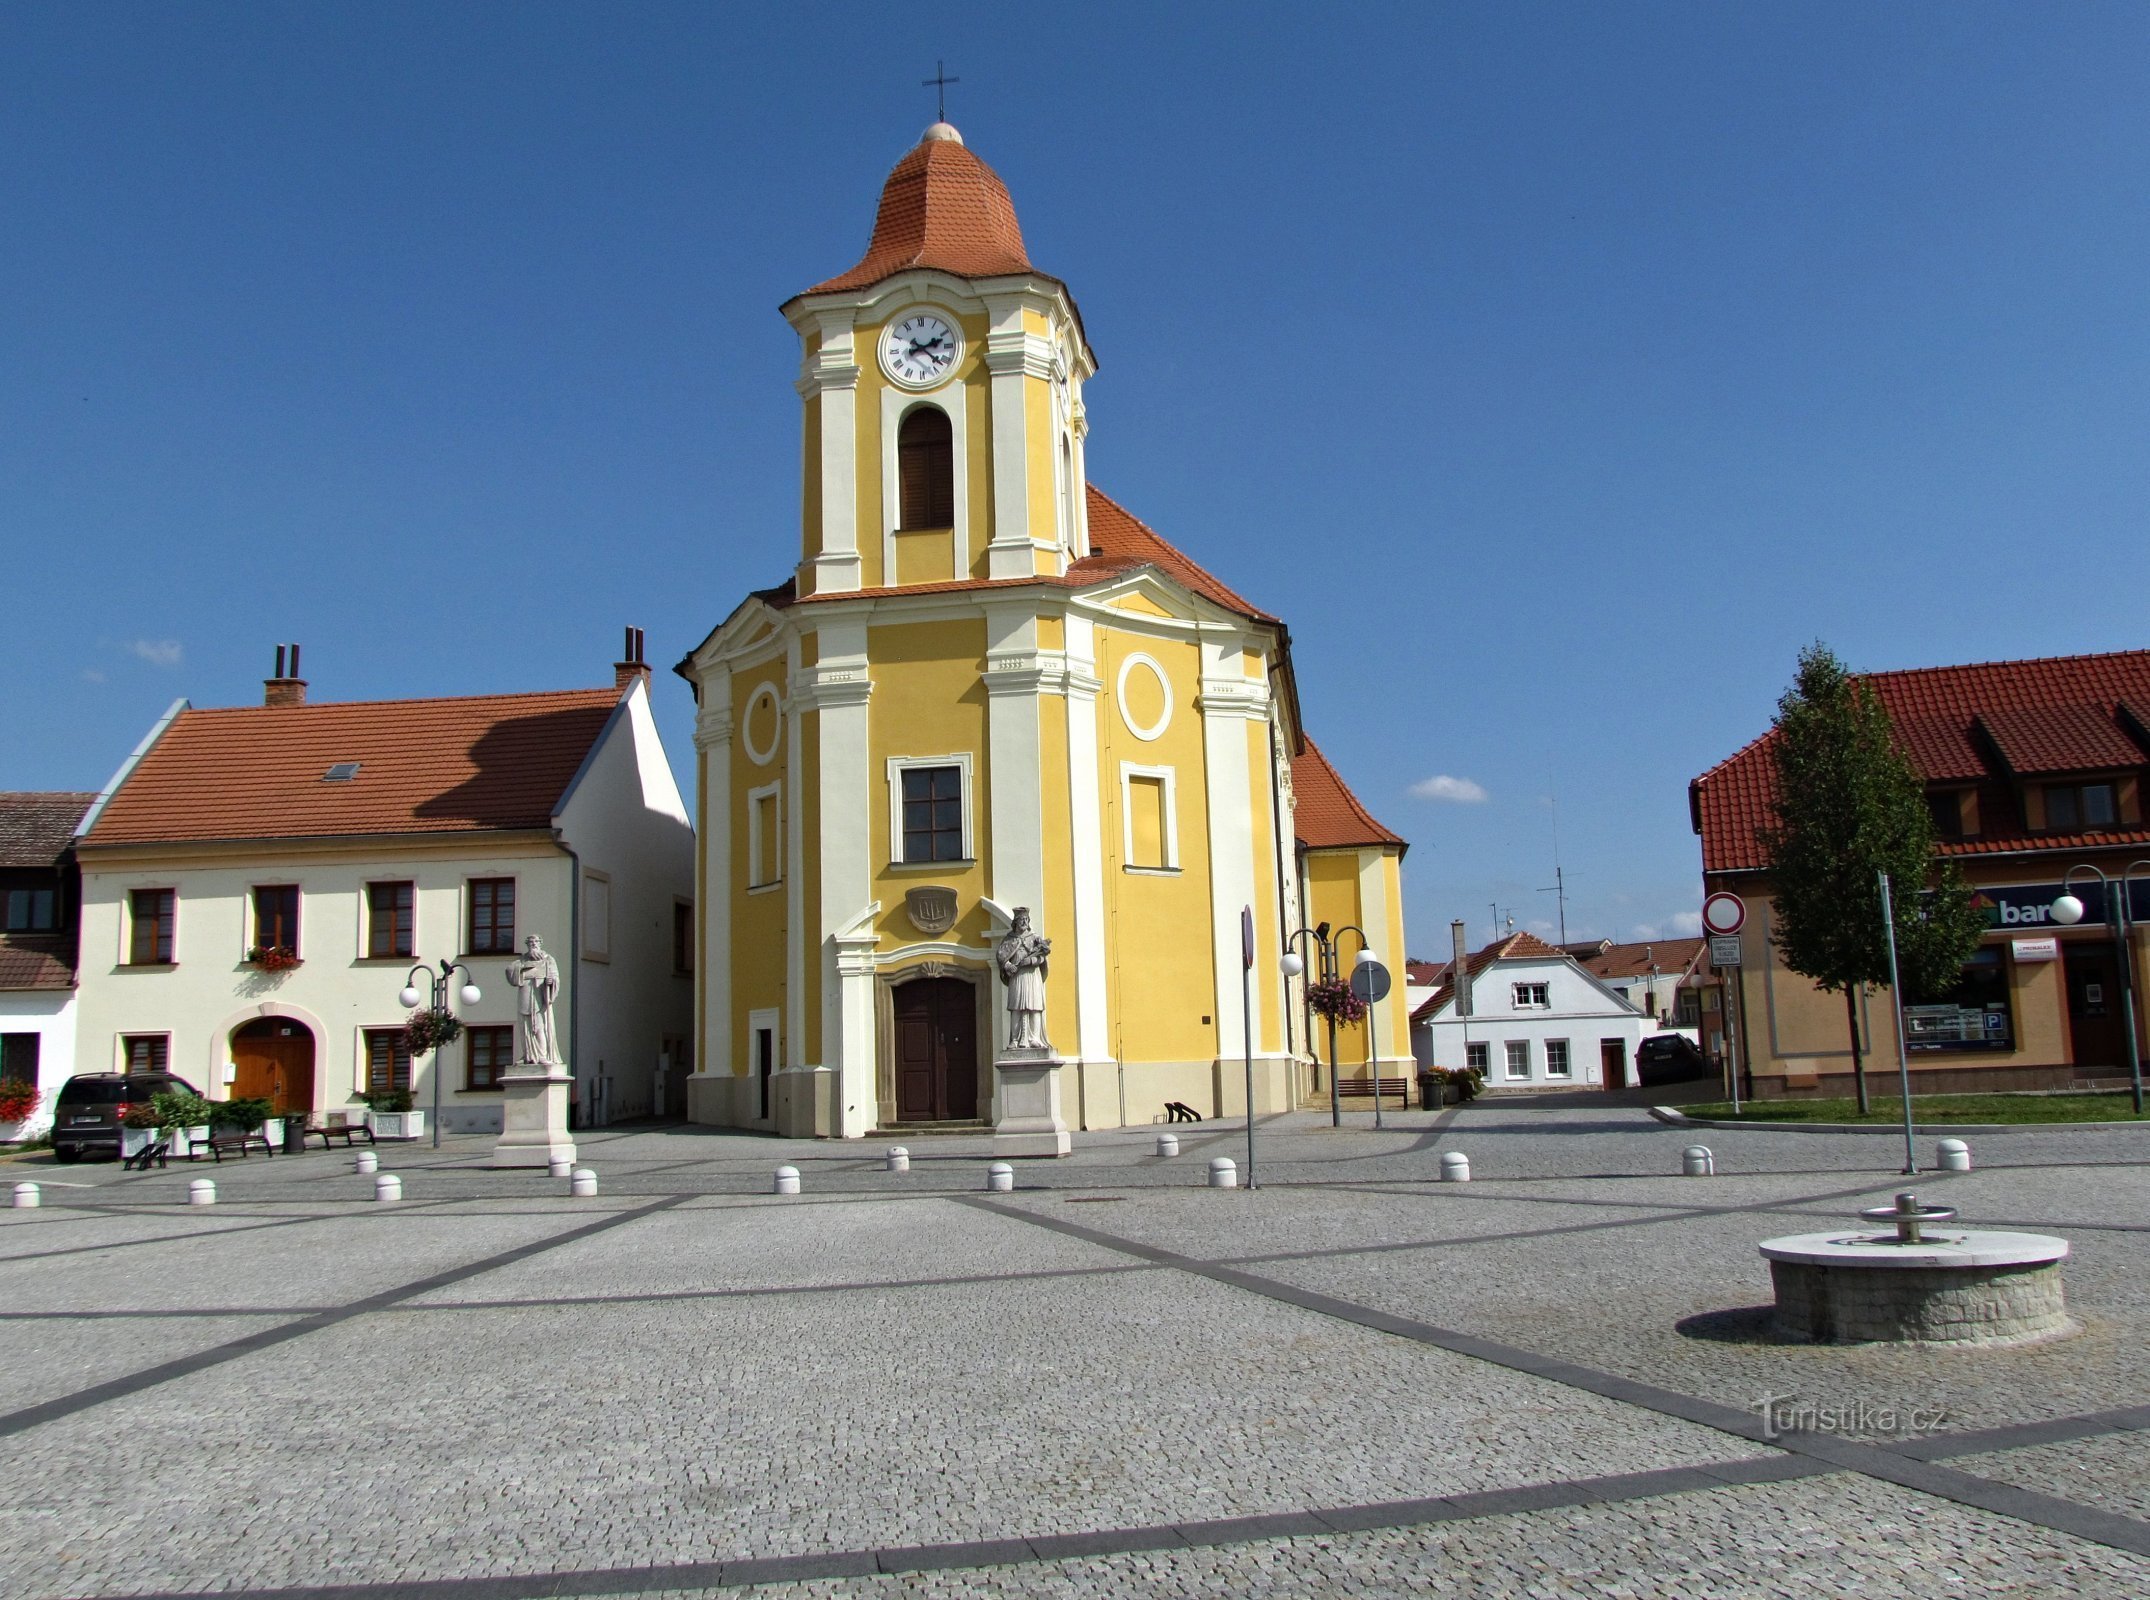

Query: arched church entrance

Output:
[230, 1018, 316, 1118]
[890, 975, 979, 1123]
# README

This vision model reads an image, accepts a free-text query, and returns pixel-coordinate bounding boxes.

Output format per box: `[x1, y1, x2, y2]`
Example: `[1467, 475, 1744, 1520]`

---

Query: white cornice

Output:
[795, 662, 873, 712]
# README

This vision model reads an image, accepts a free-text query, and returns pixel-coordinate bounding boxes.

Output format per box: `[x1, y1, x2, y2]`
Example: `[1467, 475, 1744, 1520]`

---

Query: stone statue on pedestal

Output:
[995, 908, 1052, 1053]
[504, 934, 562, 1067]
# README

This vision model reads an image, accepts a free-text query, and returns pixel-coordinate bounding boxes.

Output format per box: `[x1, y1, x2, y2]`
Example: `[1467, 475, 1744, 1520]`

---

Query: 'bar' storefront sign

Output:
[1969, 880, 2150, 930]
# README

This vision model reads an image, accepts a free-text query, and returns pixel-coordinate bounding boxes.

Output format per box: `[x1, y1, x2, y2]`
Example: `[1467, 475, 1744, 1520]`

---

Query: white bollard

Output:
[1208, 1156, 1238, 1189]
[773, 1165, 801, 1196]
[1937, 1138, 1972, 1173]
[1154, 1132, 1180, 1158]
[188, 1178, 216, 1207]
[1440, 1151, 1471, 1183]
[355, 1150, 379, 1176]
[986, 1162, 1015, 1193]
[374, 1173, 402, 1203]
[13, 1182, 40, 1209]
[570, 1167, 597, 1197]
[886, 1146, 910, 1173]
[1682, 1145, 1715, 1177]
[548, 1154, 573, 1178]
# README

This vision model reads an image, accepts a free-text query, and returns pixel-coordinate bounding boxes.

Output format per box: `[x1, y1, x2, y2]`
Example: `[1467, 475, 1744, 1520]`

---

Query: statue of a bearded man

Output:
[994, 907, 1052, 1054]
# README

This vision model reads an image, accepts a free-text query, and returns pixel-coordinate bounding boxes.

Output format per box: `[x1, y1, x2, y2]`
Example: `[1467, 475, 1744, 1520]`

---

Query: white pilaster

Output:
[1198, 642, 1270, 1059]
[805, 619, 875, 1130]
[981, 304, 1055, 579]
[1063, 615, 1111, 1067]
[832, 903, 880, 1139]
[982, 605, 1045, 919]
[784, 635, 806, 1069]
[798, 311, 862, 593]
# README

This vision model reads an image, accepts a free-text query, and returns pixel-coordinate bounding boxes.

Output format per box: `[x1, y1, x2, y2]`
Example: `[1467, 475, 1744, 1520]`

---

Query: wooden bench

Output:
[305, 1112, 376, 1150]
[1336, 1077, 1414, 1100]
[190, 1128, 276, 1162]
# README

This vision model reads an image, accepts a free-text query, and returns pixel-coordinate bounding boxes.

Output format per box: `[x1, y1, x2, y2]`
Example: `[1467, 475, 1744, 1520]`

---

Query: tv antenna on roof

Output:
[922, 59, 960, 123]
[1539, 796, 1569, 945]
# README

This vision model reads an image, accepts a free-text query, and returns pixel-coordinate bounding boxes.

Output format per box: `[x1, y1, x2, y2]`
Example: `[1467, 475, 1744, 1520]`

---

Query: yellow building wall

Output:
[728, 657, 790, 1074]
[1095, 624, 1215, 1067]
[1302, 849, 1371, 1065]
[867, 619, 994, 951]
[1038, 687, 1078, 1055]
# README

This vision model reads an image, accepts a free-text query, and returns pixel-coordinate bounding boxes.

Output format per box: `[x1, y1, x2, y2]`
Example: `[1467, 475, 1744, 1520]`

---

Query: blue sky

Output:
[6, 2, 2148, 957]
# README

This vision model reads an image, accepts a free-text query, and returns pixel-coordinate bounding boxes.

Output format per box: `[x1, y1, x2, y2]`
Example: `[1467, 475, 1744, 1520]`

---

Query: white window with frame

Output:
[1512, 982, 1549, 1009]
[887, 754, 974, 866]
[747, 780, 783, 890]
[1465, 1042, 1488, 1075]
[1503, 1040, 1531, 1079]
[1119, 762, 1180, 873]
[1544, 1038, 1571, 1079]
[581, 869, 611, 961]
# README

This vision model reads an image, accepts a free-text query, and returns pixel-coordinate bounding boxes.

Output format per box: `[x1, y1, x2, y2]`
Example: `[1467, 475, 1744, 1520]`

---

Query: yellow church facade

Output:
[679, 123, 1409, 1138]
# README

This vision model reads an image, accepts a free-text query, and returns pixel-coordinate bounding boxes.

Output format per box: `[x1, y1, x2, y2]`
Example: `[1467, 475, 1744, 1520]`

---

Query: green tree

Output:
[1759, 644, 1987, 1112]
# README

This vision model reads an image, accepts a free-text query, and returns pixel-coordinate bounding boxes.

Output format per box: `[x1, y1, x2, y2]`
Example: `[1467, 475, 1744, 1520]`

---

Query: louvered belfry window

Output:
[897, 406, 954, 530]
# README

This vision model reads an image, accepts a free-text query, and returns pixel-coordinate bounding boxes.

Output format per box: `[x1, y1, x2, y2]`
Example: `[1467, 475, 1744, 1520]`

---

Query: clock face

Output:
[883, 314, 960, 387]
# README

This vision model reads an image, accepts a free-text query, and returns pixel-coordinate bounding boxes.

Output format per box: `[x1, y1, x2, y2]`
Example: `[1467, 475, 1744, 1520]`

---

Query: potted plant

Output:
[211, 1096, 276, 1146]
[1443, 1065, 1485, 1104]
[246, 944, 302, 973]
[0, 1079, 40, 1143]
[364, 1086, 423, 1141]
[1305, 979, 1369, 1027]
[118, 1102, 161, 1159]
[150, 1088, 214, 1159]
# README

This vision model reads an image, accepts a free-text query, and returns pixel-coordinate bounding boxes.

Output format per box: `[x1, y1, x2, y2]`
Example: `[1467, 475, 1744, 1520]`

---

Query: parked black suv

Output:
[1635, 1033, 1710, 1087]
[50, 1072, 201, 1162]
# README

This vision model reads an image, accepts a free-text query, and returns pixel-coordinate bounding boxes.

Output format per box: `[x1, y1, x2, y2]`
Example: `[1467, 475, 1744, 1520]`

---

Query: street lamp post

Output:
[1281, 922, 1370, 1130]
[2051, 862, 2150, 1116]
[399, 959, 483, 1149]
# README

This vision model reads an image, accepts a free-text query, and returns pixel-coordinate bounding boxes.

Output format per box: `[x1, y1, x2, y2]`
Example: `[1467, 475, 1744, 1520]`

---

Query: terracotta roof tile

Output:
[0, 935, 73, 991]
[84, 689, 622, 847]
[1693, 649, 2150, 872]
[0, 792, 96, 866]
[806, 129, 1035, 296]
[1410, 931, 1574, 1020]
[1292, 738, 1407, 853]
[1578, 938, 1706, 982]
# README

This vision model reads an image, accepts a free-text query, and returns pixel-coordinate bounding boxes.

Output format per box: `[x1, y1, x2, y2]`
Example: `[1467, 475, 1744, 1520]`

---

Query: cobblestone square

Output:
[3, 1102, 2146, 1597]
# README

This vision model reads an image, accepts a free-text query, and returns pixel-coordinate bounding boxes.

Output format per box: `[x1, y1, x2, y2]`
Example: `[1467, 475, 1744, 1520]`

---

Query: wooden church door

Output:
[893, 977, 978, 1122]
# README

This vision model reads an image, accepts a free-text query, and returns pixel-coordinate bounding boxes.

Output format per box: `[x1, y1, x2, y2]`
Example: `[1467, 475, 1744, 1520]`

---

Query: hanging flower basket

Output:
[1305, 978, 1368, 1025]
[247, 945, 302, 972]
[403, 1007, 463, 1058]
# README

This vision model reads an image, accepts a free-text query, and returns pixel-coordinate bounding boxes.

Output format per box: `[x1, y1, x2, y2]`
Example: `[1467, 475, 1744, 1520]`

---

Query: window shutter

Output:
[898, 408, 954, 530]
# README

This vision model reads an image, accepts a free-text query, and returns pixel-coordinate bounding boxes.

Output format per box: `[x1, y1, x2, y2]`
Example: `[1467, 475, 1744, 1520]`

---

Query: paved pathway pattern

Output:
[2, 1104, 2146, 1596]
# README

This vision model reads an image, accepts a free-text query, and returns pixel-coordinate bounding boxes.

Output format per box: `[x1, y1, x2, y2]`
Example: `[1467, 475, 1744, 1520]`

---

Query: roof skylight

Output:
[322, 762, 361, 782]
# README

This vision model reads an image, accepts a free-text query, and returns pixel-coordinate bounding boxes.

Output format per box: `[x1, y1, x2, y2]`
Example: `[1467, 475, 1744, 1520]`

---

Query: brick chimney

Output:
[264, 643, 308, 708]
[614, 626, 651, 692]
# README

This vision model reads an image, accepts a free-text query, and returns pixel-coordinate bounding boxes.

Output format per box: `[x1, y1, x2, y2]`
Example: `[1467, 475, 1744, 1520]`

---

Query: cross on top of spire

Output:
[922, 59, 959, 123]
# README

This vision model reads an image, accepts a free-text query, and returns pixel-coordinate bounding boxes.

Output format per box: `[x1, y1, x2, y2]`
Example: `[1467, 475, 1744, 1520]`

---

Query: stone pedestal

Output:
[494, 1068, 576, 1168]
[1759, 1230, 2071, 1345]
[993, 1052, 1071, 1158]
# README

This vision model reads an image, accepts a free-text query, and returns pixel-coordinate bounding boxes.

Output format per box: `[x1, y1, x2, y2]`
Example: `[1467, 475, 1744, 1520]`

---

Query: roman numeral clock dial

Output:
[882, 314, 960, 387]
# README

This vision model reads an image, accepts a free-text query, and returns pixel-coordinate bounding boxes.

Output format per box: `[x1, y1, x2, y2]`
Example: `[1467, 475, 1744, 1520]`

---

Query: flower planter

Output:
[180, 1124, 210, 1157]
[120, 1125, 160, 1159]
[259, 1118, 284, 1148]
[368, 1110, 425, 1141]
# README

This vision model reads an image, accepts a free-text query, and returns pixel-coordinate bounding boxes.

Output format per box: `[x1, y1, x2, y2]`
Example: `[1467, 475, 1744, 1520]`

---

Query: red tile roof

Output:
[0, 936, 73, 992]
[1692, 649, 2150, 872]
[1292, 739, 1407, 853]
[83, 689, 623, 847]
[806, 128, 1036, 296]
[0, 792, 95, 867]
[1410, 931, 1573, 1020]
[1577, 938, 1706, 982]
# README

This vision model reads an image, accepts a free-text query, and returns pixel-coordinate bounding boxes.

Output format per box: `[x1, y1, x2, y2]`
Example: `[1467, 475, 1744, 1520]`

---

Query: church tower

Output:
[680, 125, 1410, 1140]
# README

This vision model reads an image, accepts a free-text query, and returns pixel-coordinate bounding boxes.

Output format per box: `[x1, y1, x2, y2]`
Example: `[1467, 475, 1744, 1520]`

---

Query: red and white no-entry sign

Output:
[1701, 892, 1747, 936]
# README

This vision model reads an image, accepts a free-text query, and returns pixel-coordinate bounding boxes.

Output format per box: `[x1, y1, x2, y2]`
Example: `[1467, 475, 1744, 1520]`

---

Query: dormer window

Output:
[897, 406, 954, 531]
[1927, 789, 1967, 838]
[2044, 781, 2116, 831]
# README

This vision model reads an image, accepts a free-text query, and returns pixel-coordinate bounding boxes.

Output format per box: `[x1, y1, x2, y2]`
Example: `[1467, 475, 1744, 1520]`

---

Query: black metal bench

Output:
[1336, 1077, 1414, 1099]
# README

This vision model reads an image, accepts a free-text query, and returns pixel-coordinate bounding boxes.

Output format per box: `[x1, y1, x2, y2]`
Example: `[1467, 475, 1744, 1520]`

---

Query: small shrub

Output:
[364, 1087, 416, 1114]
[0, 1080, 40, 1124]
[210, 1096, 273, 1132]
[148, 1089, 214, 1131]
[119, 1104, 160, 1129]
[1444, 1066, 1485, 1102]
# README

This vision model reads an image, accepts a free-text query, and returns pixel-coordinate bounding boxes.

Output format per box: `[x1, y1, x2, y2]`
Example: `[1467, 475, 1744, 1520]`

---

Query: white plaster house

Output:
[1410, 931, 1655, 1091]
[0, 792, 95, 1139]
[71, 641, 694, 1134]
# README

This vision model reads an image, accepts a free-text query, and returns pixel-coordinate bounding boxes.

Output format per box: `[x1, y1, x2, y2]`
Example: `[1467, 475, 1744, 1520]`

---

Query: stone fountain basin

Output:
[1758, 1230, 2070, 1346]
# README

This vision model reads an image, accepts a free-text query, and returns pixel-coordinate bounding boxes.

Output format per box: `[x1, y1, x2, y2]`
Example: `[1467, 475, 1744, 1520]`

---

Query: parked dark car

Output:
[49, 1072, 201, 1162]
[1634, 1033, 1710, 1087]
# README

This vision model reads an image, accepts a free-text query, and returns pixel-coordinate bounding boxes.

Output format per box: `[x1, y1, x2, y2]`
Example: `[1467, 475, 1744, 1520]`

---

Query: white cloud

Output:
[1410, 774, 1488, 804]
[81, 668, 107, 684]
[129, 639, 183, 668]
[1630, 910, 1705, 942]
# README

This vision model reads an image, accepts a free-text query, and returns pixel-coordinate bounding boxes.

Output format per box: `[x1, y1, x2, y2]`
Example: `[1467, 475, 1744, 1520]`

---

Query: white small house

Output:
[71, 640, 694, 1135]
[1410, 931, 1655, 1091]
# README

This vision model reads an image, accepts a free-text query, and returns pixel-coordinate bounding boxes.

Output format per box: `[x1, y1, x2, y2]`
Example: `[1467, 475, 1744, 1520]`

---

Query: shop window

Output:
[1903, 948, 2014, 1052]
[2044, 782, 2116, 831]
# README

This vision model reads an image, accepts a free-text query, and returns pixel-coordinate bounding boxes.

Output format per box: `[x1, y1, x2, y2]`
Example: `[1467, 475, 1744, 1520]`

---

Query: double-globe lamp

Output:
[402, 977, 483, 1009]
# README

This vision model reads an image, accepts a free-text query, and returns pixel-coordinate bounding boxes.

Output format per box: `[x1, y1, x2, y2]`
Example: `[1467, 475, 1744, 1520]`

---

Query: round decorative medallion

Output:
[740, 683, 781, 766]
[1116, 653, 1172, 742]
[905, 886, 959, 936]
